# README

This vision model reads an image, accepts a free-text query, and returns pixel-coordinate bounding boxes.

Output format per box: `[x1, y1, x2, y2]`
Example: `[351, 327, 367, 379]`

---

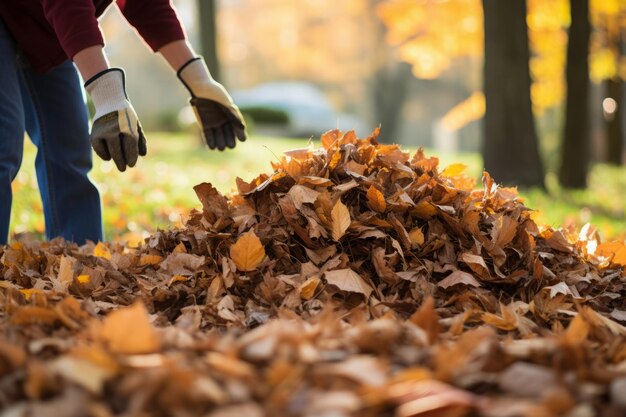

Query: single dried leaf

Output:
[441, 163, 467, 177]
[100, 302, 160, 354]
[438, 270, 481, 289]
[230, 230, 266, 272]
[331, 200, 351, 241]
[58, 255, 75, 289]
[321, 129, 342, 150]
[459, 253, 489, 277]
[596, 241, 626, 266]
[19, 288, 43, 301]
[492, 215, 518, 248]
[563, 314, 589, 344]
[299, 277, 321, 300]
[288, 185, 320, 209]
[412, 201, 437, 218]
[76, 274, 90, 284]
[325, 269, 373, 297]
[367, 186, 387, 213]
[139, 254, 164, 266]
[410, 297, 440, 344]
[93, 242, 111, 260]
[408, 227, 425, 247]
[11, 306, 58, 325]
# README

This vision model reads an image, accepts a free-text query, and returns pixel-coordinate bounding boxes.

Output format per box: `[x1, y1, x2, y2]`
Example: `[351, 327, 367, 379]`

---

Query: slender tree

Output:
[482, 0, 545, 188]
[605, 20, 624, 165]
[370, 0, 413, 142]
[559, 0, 591, 188]
[198, 0, 221, 82]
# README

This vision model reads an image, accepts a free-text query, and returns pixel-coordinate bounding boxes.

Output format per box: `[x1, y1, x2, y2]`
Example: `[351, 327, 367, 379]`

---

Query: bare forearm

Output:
[158, 40, 196, 71]
[73, 45, 110, 81]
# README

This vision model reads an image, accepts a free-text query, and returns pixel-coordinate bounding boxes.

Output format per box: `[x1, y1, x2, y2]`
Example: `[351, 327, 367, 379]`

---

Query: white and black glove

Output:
[177, 57, 247, 150]
[85, 68, 147, 172]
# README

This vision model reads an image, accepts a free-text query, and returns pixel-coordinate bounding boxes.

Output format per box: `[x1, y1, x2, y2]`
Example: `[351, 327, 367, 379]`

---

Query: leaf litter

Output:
[1, 129, 626, 417]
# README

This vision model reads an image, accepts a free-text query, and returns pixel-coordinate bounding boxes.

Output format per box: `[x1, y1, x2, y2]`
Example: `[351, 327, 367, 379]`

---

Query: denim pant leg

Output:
[0, 21, 26, 245]
[19, 60, 103, 244]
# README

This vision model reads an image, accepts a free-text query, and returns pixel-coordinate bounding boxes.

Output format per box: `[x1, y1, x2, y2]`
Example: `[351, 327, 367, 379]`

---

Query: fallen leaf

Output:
[367, 186, 387, 213]
[93, 242, 111, 260]
[76, 275, 90, 284]
[325, 269, 373, 297]
[331, 199, 351, 241]
[230, 230, 265, 272]
[300, 277, 321, 300]
[100, 302, 160, 354]
[438, 270, 480, 289]
[408, 227, 425, 247]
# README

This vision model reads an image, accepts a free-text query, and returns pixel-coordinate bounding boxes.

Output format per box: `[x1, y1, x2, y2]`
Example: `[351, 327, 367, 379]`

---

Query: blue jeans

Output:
[0, 20, 103, 245]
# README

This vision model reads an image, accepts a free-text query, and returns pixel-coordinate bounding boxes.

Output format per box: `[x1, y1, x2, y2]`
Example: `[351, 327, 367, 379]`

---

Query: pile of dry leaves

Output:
[1, 129, 625, 417]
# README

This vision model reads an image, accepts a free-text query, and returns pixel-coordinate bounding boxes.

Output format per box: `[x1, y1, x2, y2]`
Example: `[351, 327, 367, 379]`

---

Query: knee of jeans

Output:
[0, 133, 25, 180]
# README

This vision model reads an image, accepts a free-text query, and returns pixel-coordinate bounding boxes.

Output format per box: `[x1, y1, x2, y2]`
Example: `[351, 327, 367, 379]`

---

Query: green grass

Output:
[10, 132, 626, 244]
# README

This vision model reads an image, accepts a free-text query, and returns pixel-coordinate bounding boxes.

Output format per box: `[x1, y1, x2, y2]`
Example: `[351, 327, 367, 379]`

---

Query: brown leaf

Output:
[330, 199, 351, 241]
[160, 252, 205, 275]
[325, 268, 373, 297]
[367, 185, 387, 213]
[57, 255, 76, 290]
[288, 185, 320, 209]
[437, 270, 481, 289]
[408, 227, 425, 247]
[299, 276, 321, 300]
[230, 230, 266, 272]
[410, 296, 440, 344]
[100, 302, 160, 354]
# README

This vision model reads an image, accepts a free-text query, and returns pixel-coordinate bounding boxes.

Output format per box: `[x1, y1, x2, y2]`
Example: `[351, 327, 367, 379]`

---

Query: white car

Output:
[231, 82, 369, 138]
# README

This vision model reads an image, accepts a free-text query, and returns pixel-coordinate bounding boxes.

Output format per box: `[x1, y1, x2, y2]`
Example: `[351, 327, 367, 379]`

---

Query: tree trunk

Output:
[372, 62, 413, 142]
[606, 76, 624, 165]
[198, 0, 221, 82]
[558, 0, 591, 188]
[482, 0, 545, 188]
[368, 0, 413, 143]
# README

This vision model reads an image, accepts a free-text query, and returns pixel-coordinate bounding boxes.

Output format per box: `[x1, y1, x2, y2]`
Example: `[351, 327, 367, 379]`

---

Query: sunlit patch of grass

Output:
[9, 132, 626, 244]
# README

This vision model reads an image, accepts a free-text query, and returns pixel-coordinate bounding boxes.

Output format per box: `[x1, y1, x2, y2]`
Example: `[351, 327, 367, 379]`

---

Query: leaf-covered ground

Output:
[11, 132, 626, 244]
[1, 130, 626, 417]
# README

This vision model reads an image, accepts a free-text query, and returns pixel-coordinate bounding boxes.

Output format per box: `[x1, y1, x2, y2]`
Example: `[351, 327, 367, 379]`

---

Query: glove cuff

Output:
[177, 57, 213, 97]
[85, 68, 129, 120]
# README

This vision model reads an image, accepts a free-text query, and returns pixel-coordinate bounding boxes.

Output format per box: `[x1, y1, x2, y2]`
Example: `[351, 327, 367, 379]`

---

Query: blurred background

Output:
[10, 0, 626, 244]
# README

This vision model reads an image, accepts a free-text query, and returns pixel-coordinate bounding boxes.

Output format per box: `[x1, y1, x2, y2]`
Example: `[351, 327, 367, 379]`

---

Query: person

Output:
[0, 0, 247, 245]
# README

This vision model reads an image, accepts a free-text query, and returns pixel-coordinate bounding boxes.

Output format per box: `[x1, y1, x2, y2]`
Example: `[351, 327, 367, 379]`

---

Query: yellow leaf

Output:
[563, 314, 589, 345]
[93, 242, 111, 260]
[230, 230, 266, 272]
[100, 302, 160, 354]
[19, 288, 43, 300]
[139, 254, 164, 266]
[411, 201, 437, 219]
[325, 268, 373, 297]
[321, 129, 342, 150]
[299, 276, 321, 300]
[331, 199, 351, 241]
[596, 241, 626, 266]
[441, 163, 467, 177]
[167, 275, 190, 286]
[77, 274, 90, 284]
[173, 242, 187, 253]
[408, 227, 425, 247]
[367, 185, 387, 213]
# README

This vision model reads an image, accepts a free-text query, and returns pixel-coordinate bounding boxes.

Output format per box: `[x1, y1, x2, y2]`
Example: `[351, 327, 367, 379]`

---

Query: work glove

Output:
[177, 57, 247, 150]
[85, 68, 147, 172]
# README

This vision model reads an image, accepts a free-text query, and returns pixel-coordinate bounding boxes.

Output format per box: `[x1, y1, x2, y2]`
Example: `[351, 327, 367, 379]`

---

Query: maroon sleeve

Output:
[116, 0, 186, 52]
[40, 0, 104, 59]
